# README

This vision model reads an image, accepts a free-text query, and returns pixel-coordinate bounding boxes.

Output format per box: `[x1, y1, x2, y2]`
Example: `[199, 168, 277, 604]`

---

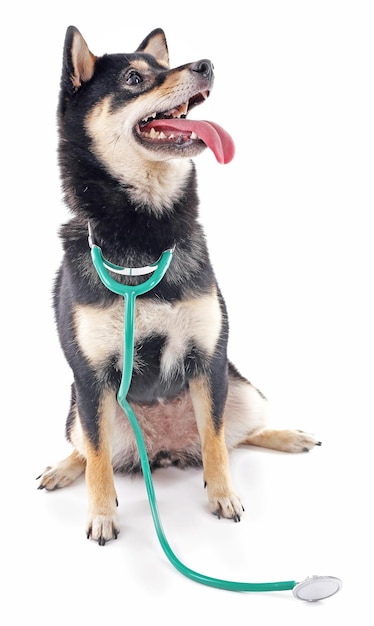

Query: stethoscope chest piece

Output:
[293, 576, 342, 601]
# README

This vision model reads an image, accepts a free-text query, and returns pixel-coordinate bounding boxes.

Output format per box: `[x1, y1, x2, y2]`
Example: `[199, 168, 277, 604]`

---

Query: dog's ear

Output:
[136, 28, 169, 68]
[63, 26, 97, 91]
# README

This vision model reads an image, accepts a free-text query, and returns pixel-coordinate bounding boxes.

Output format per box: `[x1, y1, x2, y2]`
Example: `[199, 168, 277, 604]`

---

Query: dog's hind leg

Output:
[224, 367, 321, 453]
[37, 449, 86, 490]
[242, 428, 322, 452]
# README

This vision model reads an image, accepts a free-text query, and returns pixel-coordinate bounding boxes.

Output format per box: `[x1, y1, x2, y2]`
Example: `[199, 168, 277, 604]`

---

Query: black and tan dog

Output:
[38, 26, 320, 545]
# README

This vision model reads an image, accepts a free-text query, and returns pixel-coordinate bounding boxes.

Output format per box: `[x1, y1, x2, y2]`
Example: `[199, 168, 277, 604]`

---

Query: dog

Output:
[37, 26, 321, 545]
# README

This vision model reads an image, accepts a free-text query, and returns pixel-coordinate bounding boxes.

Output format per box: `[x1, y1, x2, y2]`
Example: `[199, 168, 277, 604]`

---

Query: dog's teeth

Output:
[191, 132, 198, 139]
[159, 131, 166, 139]
[149, 128, 158, 138]
[141, 112, 157, 124]
[166, 102, 189, 119]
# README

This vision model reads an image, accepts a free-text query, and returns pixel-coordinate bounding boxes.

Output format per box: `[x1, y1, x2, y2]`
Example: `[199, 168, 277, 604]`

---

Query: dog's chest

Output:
[73, 290, 222, 378]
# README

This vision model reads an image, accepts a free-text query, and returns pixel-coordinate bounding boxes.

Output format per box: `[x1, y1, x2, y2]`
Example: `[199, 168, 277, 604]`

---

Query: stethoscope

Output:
[88, 224, 342, 602]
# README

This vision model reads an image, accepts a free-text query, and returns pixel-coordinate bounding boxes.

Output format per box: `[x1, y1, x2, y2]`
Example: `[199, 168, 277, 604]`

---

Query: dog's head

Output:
[59, 27, 234, 211]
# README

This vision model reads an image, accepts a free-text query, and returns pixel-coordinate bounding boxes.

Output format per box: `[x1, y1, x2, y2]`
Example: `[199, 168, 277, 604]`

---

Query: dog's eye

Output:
[125, 70, 143, 86]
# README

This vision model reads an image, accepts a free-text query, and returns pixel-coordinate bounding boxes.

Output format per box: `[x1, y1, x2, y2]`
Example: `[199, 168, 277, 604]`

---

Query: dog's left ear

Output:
[136, 28, 169, 68]
[63, 26, 97, 90]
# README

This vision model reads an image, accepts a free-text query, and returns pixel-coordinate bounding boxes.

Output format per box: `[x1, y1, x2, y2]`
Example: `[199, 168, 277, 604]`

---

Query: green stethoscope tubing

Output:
[90, 242, 297, 593]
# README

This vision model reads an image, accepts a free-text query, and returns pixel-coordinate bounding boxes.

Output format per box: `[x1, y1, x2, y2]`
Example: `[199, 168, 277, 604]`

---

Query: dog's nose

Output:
[191, 59, 213, 79]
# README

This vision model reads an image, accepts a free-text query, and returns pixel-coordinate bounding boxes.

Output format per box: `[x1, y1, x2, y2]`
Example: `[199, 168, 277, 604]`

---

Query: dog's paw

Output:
[245, 428, 322, 453]
[86, 513, 120, 546]
[206, 487, 244, 522]
[280, 430, 322, 453]
[37, 454, 85, 490]
[37, 466, 68, 490]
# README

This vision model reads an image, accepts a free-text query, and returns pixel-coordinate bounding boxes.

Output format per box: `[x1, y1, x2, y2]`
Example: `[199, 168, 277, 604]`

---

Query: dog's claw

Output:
[233, 505, 244, 522]
[209, 491, 244, 522]
[87, 515, 119, 544]
[214, 507, 243, 522]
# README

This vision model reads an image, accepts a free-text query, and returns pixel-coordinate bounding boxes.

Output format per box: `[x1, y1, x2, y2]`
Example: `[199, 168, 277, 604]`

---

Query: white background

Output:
[1, 1, 373, 623]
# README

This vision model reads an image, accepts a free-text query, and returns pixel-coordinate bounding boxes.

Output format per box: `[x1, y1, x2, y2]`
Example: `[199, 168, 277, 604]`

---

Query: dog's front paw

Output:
[86, 512, 120, 546]
[206, 486, 244, 522]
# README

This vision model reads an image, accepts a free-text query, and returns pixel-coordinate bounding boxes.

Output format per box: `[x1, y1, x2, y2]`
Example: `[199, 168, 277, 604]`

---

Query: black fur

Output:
[55, 27, 228, 449]
[38, 28, 320, 543]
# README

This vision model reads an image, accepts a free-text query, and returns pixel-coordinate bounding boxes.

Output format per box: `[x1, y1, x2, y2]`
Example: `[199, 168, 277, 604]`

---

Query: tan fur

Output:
[85, 95, 193, 212]
[70, 30, 96, 87]
[37, 449, 86, 490]
[84, 390, 119, 542]
[38, 27, 322, 542]
[39, 379, 319, 494]
[140, 31, 169, 67]
[189, 377, 243, 519]
[73, 299, 124, 367]
[243, 429, 319, 453]
[73, 288, 222, 377]
[39, 387, 120, 542]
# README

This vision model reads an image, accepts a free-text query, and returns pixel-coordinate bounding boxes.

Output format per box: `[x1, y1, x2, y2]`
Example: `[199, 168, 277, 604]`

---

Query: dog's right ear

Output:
[136, 28, 169, 68]
[62, 26, 97, 92]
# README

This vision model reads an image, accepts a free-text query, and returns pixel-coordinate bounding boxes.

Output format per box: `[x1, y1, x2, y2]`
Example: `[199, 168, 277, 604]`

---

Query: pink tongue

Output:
[143, 119, 235, 164]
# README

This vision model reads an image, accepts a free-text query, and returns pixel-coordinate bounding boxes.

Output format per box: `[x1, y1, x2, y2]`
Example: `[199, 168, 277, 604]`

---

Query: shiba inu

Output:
[37, 26, 321, 545]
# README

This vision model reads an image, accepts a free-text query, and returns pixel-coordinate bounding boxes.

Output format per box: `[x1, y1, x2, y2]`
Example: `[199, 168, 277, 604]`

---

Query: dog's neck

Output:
[61, 145, 197, 225]
[120, 158, 194, 216]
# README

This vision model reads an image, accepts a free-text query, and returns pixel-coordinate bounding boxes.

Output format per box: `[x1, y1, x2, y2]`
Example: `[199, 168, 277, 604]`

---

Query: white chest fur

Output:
[73, 288, 222, 378]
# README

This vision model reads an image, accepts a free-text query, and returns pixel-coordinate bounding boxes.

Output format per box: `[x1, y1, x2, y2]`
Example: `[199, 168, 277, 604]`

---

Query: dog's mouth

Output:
[135, 91, 235, 164]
